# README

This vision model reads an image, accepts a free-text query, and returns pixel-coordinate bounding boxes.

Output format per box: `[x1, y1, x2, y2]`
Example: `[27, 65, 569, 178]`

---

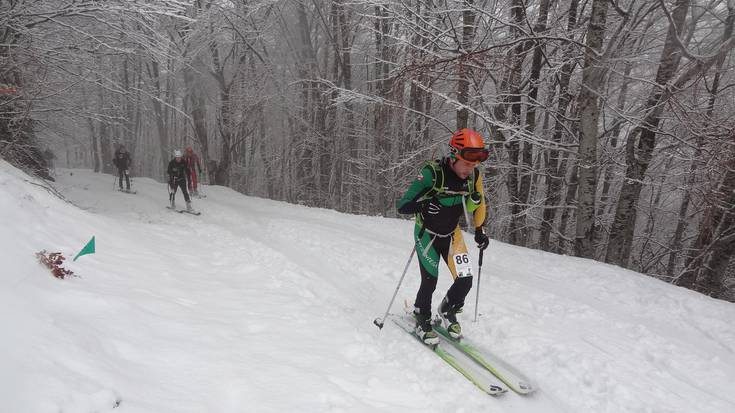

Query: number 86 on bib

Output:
[453, 253, 474, 278]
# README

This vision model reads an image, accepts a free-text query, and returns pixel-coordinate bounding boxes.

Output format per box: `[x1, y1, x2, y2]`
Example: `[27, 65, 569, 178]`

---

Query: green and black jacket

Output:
[396, 157, 487, 235]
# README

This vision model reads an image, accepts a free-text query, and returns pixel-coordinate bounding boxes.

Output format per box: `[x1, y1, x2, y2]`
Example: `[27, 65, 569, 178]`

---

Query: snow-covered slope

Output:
[2, 160, 735, 413]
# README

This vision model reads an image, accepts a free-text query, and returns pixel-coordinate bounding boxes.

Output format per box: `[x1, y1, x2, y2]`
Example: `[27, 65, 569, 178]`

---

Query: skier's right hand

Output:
[474, 228, 489, 250]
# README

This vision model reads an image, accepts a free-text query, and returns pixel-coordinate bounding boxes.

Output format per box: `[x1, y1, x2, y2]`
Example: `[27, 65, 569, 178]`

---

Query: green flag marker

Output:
[73, 236, 95, 261]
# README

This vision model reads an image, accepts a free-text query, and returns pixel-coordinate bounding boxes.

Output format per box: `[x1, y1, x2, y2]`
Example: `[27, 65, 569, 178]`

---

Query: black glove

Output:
[424, 200, 441, 215]
[474, 228, 489, 250]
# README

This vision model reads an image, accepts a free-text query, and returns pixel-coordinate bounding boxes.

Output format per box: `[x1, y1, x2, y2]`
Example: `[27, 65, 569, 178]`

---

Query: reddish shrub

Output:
[35, 250, 75, 279]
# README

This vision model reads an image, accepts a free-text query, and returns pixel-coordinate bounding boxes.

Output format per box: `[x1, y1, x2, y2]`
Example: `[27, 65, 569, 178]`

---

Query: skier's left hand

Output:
[474, 228, 489, 250]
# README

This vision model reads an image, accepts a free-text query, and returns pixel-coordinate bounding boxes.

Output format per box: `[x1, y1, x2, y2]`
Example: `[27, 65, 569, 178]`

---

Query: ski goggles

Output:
[454, 147, 489, 163]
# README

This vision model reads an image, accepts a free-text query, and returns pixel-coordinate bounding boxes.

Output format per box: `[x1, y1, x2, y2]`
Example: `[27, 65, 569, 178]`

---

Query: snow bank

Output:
[2, 160, 734, 413]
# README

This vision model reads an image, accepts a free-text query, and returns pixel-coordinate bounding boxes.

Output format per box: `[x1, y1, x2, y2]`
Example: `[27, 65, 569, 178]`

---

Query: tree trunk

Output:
[558, 162, 579, 254]
[667, 145, 699, 281]
[596, 60, 634, 221]
[540, 0, 579, 251]
[691, 148, 735, 299]
[121, 57, 135, 157]
[456, 0, 476, 130]
[373, 4, 396, 215]
[506, 0, 528, 246]
[99, 120, 112, 174]
[329, 0, 354, 210]
[605, 0, 690, 266]
[146, 60, 170, 171]
[291, 2, 323, 202]
[672, 6, 734, 284]
[574, 0, 610, 258]
[89, 120, 100, 173]
[515, 0, 551, 246]
[184, 60, 209, 184]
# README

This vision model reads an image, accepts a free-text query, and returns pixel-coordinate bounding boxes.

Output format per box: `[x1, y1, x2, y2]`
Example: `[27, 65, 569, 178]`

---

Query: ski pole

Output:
[374, 226, 425, 329]
[473, 248, 484, 323]
[373, 246, 416, 329]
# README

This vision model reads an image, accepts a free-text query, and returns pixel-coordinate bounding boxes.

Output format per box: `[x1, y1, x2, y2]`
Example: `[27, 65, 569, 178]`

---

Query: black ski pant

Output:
[414, 234, 473, 315]
[117, 168, 130, 190]
[169, 178, 190, 203]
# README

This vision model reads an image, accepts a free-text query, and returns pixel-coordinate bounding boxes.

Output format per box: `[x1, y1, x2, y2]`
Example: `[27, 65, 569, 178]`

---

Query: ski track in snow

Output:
[2, 162, 735, 413]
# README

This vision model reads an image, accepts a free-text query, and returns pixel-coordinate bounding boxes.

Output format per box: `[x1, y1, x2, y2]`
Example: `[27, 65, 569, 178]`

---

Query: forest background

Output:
[2, 0, 734, 301]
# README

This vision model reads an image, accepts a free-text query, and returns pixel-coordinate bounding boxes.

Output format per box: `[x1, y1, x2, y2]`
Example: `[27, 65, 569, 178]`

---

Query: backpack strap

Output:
[420, 158, 478, 202]
[419, 160, 444, 201]
[469, 167, 478, 192]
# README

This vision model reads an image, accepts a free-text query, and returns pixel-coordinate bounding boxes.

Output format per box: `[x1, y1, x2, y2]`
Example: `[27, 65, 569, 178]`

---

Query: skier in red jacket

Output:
[184, 146, 203, 197]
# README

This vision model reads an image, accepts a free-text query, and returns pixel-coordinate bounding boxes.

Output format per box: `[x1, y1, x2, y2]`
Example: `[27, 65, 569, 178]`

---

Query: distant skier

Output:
[184, 145, 203, 197]
[113, 145, 132, 192]
[167, 149, 193, 212]
[396, 128, 490, 345]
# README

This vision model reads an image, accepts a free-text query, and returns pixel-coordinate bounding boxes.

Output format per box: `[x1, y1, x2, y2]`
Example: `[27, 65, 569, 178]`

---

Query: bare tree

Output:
[605, 0, 691, 266]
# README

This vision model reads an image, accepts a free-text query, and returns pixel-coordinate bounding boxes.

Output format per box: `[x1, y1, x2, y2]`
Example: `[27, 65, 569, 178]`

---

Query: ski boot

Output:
[170, 199, 176, 210]
[413, 309, 440, 347]
[186, 201, 194, 212]
[438, 297, 463, 339]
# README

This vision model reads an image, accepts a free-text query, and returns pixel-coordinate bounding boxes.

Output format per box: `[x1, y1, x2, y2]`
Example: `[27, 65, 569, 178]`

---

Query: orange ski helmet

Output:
[449, 128, 489, 163]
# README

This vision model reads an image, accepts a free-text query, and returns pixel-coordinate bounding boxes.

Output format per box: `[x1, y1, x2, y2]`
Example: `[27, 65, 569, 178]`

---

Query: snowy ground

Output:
[2, 160, 735, 413]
